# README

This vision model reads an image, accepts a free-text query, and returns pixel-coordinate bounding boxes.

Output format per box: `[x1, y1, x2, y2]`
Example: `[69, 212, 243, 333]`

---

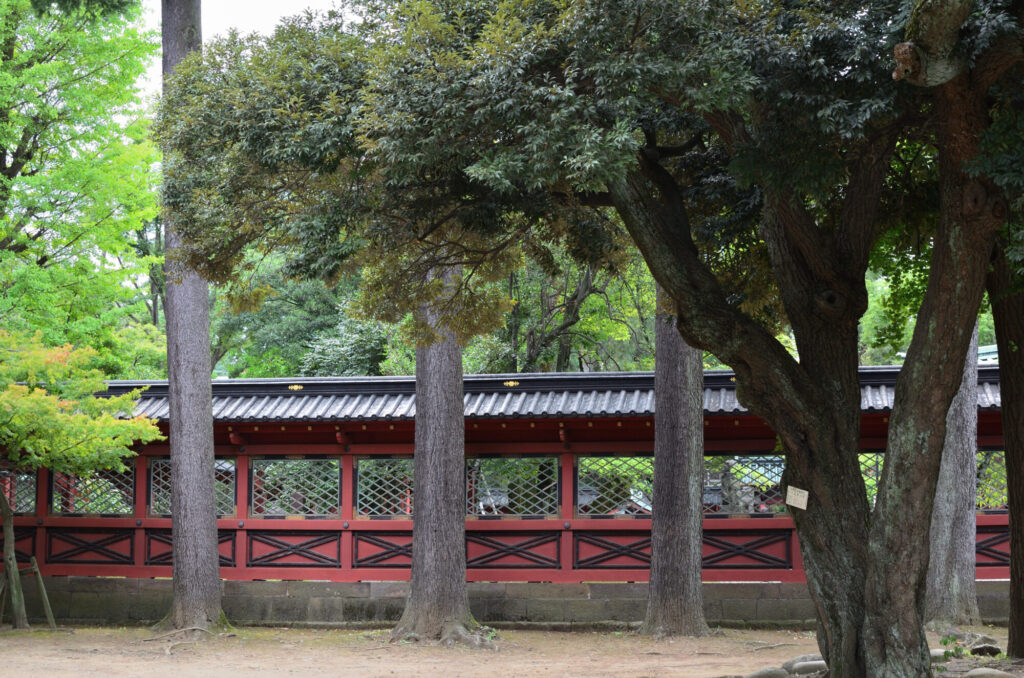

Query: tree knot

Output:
[893, 42, 923, 83]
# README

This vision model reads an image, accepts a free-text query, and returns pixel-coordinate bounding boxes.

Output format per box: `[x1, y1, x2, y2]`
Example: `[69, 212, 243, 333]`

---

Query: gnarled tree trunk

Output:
[926, 322, 980, 627]
[987, 247, 1024, 656]
[163, 0, 222, 631]
[639, 286, 708, 637]
[391, 275, 480, 645]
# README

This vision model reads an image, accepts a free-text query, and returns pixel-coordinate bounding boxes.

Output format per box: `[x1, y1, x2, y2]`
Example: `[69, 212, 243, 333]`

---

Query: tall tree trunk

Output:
[986, 247, 1024, 656]
[0, 491, 28, 629]
[861, 74, 1001, 676]
[391, 273, 481, 645]
[162, 0, 222, 631]
[639, 286, 707, 637]
[926, 322, 981, 627]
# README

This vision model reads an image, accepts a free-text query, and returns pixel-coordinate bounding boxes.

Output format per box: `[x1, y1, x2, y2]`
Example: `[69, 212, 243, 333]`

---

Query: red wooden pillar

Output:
[340, 452, 354, 570]
[133, 455, 147, 567]
[34, 467, 48, 569]
[559, 451, 575, 575]
[234, 452, 250, 579]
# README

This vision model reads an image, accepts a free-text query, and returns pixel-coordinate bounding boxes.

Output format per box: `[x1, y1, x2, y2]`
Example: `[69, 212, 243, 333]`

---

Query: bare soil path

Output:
[0, 625, 1020, 677]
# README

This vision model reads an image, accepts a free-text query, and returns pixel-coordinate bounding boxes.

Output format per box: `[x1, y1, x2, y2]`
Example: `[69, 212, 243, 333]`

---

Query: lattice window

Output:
[356, 458, 414, 517]
[859, 453, 883, 506]
[704, 455, 786, 515]
[51, 468, 134, 515]
[977, 450, 1007, 510]
[149, 458, 237, 517]
[250, 458, 340, 518]
[466, 457, 558, 517]
[576, 456, 653, 516]
[0, 462, 36, 514]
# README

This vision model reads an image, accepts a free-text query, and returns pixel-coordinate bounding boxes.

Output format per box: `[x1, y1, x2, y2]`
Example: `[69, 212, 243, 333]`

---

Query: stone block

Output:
[306, 597, 346, 622]
[70, 592, 131, 623]
[526, 598, 567, 622]
[468, 598, 489, 620]
[721, 598, 758, 621]
[368, 582, 409, 599]
[702, 599, 723, 621]
[287, 581, 370, 599]
[755, 598, 815, 622]
[137, 578, 173, 594]
[777, 582, 812, 599]
[975, 580, 1009, 596]
[467, 582, 506, 597]
[705, 582, 771, 600]
[130, 593, 173, 622]
[485, 597, 527, 622]
[39, 576, 71, 593]
[38, 590, 72, 619]
[587, 583, 647, 599]
[222, 595, 274, 622]
[269, 595, 310, 622]
[506, 583, 589, 599]
[979, 595, 1010, 621]
[605, 598, 645, 622]
[565, 599, 609, 622]
[68, 576, 135, 594]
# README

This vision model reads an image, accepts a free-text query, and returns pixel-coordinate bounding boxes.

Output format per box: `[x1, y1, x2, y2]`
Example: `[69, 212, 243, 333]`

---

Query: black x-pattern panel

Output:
[703, 530, 791, 569]
[466, 531, 559, 568]
[976, 527, 1010, 566]
[1, 527, 35, 563]
[145, 529, 236, 566]
[353, 532, 412, 568]
[47, 528, 133, 564]
[247, 531, 340, 567]
[574, 532, 651, 569]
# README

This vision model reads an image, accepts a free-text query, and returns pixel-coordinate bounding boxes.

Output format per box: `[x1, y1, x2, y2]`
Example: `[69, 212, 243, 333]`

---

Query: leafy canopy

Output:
[0, 331, 162, 474]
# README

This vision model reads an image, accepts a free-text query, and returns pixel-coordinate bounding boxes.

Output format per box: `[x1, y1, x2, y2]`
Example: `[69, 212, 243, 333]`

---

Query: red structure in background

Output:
[1, 367, 1009, 584]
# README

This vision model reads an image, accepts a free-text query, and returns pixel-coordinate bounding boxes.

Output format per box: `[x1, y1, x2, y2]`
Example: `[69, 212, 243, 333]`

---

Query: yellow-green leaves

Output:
[0, 331, 162, 475]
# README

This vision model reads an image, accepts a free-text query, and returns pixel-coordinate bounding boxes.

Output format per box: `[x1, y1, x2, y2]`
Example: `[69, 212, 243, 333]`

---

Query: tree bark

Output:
[162, 0, 222, 631]
[0, 490, 28, 629]
[639, 286, 708, 637]
[986, 247, 1024, 656]
[862, 74, 1001, 676]
[391, 272, 481, 645]
[608, 104, 999, 673]
[926, 322, 981, 627]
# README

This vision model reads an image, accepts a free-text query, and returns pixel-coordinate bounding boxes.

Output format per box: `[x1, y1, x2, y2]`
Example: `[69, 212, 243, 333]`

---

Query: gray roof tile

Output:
[105, 366, 1002, 423]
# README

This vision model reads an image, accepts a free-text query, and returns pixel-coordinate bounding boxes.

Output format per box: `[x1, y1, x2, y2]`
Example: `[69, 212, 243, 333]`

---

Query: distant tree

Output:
[0, 0, 160, 375]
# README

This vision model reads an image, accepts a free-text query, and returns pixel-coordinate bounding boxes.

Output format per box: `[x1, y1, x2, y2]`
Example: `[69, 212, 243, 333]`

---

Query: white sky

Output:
[140, 0, 340, 100]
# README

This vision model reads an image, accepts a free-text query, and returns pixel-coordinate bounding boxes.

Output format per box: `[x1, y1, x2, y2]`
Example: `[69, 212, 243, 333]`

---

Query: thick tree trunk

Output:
[926, 323, 980, 627]
[163, 0, 222, 631]
[391, 280, 481, 645]
[0, 490, 28, 629]
[639, 287, 708, 637]
[862, 74, 1001, 676]
[986, 248, 1024, 656]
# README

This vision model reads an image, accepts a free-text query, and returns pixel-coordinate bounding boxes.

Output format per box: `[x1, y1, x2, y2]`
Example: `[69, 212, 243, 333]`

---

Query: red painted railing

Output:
[4, 446, 1010, 583]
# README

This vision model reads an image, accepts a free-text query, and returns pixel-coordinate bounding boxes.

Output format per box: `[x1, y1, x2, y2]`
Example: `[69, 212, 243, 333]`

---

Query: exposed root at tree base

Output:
[390, 621, 498, 649]
[636, 621, 711, 640]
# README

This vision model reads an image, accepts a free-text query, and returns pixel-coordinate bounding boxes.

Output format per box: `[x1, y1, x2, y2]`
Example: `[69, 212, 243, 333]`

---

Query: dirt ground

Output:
[0, 625, 1021, 678]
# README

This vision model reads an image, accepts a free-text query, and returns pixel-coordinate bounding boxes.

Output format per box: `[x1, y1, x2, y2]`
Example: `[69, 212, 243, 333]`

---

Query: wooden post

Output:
[30, 557, 56, 630]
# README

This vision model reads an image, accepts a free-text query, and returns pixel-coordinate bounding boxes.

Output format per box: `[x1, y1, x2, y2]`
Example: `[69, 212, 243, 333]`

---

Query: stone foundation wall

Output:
[15, 577, 1010, 628]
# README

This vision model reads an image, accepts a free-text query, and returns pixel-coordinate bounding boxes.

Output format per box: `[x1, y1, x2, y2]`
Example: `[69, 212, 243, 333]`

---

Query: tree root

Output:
[142, 626, 213, 642]
[390, 620, 498, 649]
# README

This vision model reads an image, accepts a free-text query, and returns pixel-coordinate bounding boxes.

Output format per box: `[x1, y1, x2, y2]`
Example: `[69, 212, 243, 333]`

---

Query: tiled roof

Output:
[107, 365, 1001, 423]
